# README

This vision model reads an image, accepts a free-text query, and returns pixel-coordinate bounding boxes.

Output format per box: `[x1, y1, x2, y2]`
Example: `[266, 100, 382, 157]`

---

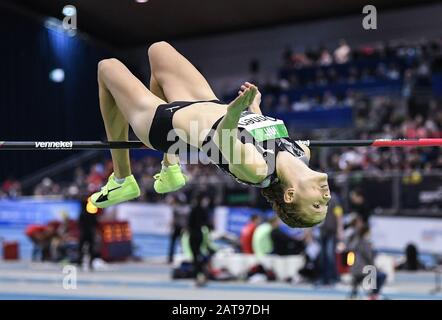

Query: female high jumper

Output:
[90, 41, 331, 228]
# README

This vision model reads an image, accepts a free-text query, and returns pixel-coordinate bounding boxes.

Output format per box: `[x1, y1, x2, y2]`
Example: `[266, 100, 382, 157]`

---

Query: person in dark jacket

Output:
[187, 193, 212, 286]
[348, 225, 387, 300]
[77, 199, 98, 270]
[319, 192, 344, 285]
[167, 194, 189, 264]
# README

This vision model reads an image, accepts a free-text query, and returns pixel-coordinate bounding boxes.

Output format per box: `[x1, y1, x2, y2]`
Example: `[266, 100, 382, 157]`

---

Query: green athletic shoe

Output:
[90, 173, 140, 208]
[153, 163, 188, 194]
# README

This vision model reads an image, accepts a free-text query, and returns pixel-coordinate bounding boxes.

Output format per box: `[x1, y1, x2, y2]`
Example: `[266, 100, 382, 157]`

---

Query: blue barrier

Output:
[0, 199, 81, 226]
[269, 107, 353, 129]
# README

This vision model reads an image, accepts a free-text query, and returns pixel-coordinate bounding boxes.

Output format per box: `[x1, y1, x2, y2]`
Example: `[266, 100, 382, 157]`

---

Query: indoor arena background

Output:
[0, 0, 441, 300]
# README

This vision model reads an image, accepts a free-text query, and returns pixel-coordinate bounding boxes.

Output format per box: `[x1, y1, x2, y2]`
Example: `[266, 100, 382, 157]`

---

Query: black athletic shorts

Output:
[148, 99, 224, 153]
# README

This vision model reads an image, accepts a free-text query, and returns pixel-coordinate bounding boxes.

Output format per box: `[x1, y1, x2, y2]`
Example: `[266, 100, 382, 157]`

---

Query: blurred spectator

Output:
[318, 46, 333, 66]
[348, 225, 387, 300]
[47, 213, 79, 263]
[240, 214, 261, 254]
[77, 199, 98, 270]
[322, 91, 338, 108]
[386, 63, 400, 80]
[298, 230, 321, 283]
[271, 217, 304, 255]
[315, 69, 328, 86]
[25, 224, 51, 261]
[282, 45, 293, 68]
[334, 39, 351, 64]
[292, 95, 311, 112]
[338, 148, 364, 171]
[87, 163, 105, 192]
[275, 94, 291, 112]
[187, 193, 212, 286]
[319, 192, 344, 285]
[349, 189, 370, 222]
[252, 216, 277, 257]
[1, 177, 21, 197]
[347, 66, 359, 84]
[396, 243, 425, 271]
[168, 194, 189, 264]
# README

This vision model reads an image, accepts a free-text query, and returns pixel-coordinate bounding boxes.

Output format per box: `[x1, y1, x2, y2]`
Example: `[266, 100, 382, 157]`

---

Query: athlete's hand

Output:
[238, 82, 261, 112]
[228, 85, 257, 116]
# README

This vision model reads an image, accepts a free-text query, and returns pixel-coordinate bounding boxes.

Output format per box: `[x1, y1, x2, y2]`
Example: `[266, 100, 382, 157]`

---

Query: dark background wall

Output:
[0, 6, 115, 180]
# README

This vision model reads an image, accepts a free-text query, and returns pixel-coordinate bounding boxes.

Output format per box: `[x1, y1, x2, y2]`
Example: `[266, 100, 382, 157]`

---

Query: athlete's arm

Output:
[298, 143, 311, 161]
[214, 86, 268, 184]
[239, 82, 262, 115]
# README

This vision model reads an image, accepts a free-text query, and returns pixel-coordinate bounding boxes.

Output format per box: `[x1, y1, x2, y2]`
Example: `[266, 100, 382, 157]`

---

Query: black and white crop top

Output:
[201, 111, 309, 188]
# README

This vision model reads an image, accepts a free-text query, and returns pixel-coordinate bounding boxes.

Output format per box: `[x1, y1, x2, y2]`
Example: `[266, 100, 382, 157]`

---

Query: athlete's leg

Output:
[93, 58, 167, 207]
[147, 42, 218, 194]
[149, 75, 180, 166]
[149, 74, 188, 194]
[98, 58, 165, 178]
[148, 41, 218, 102]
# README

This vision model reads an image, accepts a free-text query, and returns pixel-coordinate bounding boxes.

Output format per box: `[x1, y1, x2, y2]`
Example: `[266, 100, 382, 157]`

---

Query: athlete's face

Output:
[284, 171, 331, 221]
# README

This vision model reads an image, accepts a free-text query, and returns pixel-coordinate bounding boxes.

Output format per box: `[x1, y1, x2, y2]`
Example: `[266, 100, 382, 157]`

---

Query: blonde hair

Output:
[261, 182, 325, 228]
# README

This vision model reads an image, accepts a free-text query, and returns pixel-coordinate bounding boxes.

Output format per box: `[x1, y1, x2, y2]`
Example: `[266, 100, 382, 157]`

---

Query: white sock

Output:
[113, 176, 126, 184]
[161, 161, 179, 170]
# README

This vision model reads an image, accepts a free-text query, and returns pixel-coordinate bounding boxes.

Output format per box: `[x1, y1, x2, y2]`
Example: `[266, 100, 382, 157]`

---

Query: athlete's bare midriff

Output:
[172, 101, 229, 148]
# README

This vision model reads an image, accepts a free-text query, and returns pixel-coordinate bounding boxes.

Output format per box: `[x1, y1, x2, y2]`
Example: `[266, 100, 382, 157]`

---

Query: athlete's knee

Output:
[97, 58, 121, 78]
[148, 41, 173, 58]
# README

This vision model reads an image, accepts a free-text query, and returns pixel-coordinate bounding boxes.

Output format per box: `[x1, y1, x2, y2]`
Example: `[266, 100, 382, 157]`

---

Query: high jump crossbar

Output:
[0, 139, 441, 150]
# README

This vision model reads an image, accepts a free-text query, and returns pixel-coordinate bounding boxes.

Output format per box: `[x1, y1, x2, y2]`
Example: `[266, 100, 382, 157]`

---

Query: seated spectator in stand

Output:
[275, 94, 291, 112]
[305, 46, 320, 64]
[347, 67, 359, 84]
[348, 225, 387, 300]
[318, 46, 333, 66]
[375, 63, 387, 79]
[322, 91, 338, 108]
[386, 63, 400, 80]
[282, 45, 294, 68]
[327, 68, 341, 84]
[396, 243, 425, 271]
[334, 39, 351, 64]
[252, 216, 278, 257]
[292, 95, 311, 112]
[292, 52, 312, 68]
[315, 69, 328, 86]
[240, 214, 261, 254]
